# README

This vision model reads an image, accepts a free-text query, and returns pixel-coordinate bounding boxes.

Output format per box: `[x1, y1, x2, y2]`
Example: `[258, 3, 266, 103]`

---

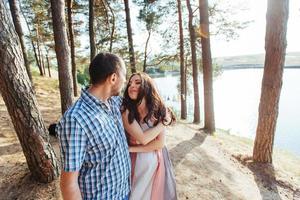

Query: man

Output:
[56, 53, 130, 200]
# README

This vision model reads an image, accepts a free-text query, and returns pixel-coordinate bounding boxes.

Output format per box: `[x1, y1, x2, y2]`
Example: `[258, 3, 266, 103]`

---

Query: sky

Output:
[210, 0, 300, 58]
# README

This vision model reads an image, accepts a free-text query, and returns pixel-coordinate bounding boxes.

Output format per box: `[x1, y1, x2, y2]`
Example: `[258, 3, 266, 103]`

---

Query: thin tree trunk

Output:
[143, 30, 151, 72]
[0, 1, 59, 182]
[186, 0, 200, 123]
[199, 0, 215, 133]
[124, 0, 136, 73]
[33, 40, 43, 75]
[8, 0, 32, 82]
[50, 0, 74, 114]
[46, 53, 51, 78]
[67, 0, 78, 97]
[253, 0, 289, 163]
[177, 0, 187, 120]
[41, 49, 46, 76]
[89, 0, 96, 61]
[36, 27, 44, 76]
[20, 8, 43, 75]
[106, 1, 115, 53]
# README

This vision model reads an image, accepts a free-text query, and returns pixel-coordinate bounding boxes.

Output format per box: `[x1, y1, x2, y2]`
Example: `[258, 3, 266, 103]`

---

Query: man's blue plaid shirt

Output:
[56, 88, 131, 200]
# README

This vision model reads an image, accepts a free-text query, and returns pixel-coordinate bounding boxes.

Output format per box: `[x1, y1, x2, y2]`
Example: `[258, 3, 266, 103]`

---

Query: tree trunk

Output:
[8, 0, 32, 82]
[199, 0, 215, 133]
[46, 54, 51, 77]
[41, 49, 46, 76]
[50, 0, 74, 114]
[19, 7, 43, 76]
[45, 48, 51, 78]
[0, 1, 59, 182]
[67, 0, 78, 97]
[89, 0, 96, 61]
[33, 40, 43, 75]
[124, 0, 136, 73]
[186, 0, 200, 123]
[106, 1, 115, 53]
[253, 0, 289, 163]
[36, 27, 44, 76]
[177, 0, 187, 120]
[143, 30, 151, 72]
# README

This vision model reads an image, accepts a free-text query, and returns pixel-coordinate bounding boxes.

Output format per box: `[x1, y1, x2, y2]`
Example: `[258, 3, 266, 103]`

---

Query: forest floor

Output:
[0, 74, 300, 200]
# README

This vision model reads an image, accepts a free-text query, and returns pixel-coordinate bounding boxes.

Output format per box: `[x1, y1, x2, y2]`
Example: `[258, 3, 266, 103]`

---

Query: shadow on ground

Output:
[170, 130, 244, 199]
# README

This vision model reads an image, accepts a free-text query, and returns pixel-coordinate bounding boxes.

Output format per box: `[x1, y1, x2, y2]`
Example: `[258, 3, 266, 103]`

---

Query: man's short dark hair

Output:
[89, 53, 123, 85]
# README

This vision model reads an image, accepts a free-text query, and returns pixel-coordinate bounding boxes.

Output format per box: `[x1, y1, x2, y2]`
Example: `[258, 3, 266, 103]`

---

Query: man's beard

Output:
[111, 86, 121, 96]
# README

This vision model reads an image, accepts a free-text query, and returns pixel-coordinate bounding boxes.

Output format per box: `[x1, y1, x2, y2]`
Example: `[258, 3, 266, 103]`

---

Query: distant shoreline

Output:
[221, 64, 300, 70]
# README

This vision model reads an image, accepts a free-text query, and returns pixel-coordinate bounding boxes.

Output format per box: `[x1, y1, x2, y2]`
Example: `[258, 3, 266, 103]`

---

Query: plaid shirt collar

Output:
[81, 86, 113, 111]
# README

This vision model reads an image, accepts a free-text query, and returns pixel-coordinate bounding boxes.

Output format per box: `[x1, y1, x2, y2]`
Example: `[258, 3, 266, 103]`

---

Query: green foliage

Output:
[76, 55, 90, 86]
[77, 67, 90, 87]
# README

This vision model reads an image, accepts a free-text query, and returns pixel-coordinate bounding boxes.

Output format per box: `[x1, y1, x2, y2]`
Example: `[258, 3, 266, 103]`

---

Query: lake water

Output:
[153, 68, 300, 156]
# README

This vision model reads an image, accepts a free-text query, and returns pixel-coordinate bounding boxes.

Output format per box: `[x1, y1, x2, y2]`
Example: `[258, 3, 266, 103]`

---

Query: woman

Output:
[121, 72, 177, 200]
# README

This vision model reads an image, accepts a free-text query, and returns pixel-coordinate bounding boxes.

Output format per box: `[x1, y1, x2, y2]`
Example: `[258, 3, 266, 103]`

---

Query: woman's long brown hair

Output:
[121, 72, 175, 126]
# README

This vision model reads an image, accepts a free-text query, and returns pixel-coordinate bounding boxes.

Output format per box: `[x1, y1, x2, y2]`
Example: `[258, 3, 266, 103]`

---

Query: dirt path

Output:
[168, 123, 300, 200]
[0, 76, 299, 200]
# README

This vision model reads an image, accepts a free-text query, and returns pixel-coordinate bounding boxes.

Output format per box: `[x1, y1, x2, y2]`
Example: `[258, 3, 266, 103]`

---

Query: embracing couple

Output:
[56, 53, 177, 200]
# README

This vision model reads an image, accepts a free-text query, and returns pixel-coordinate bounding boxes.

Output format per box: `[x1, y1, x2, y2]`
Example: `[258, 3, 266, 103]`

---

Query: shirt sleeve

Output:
[57, 115, 87, 172]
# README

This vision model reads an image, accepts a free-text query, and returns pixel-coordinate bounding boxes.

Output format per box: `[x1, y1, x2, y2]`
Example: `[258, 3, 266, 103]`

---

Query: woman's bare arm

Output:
[122, 109, 166, 145]
[129, 130, 165, 152]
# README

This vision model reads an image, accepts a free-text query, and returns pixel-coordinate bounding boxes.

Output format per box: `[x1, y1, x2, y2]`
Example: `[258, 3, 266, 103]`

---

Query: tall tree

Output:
[36, 26, 45, 76]
[186, 0, 200, 123]
[8, 0, 32, 82]
[106, 1, 115, 53]
[46, 51, 51, 77]
[135, 0, 163, 72]
[50, 0, 74, 114]
[199, 0, 215, 132]
[0, 0, 59, 182]
[89, 0, 96, 61]
[20, 0, 55, 77]
[253, 0, 289, 163]
[67, 0, 78, 97]
[124, 0, 136, 73]
[20, 6, 43, 75]
[177, 0, 187, 119]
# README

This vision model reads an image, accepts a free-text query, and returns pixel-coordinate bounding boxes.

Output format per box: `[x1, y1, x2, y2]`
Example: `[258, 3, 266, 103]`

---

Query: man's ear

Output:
[110, 73, 117, 84]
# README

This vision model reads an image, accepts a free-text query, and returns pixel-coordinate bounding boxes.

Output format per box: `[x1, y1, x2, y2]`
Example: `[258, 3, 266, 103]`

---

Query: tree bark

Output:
[186, 0, 200, 123]
[33, 39, 43, 75]
[45, 48, 51, 78]
[0, 1, 59, 182]
[199, 0, 215, 133]
[8, 0, 32, 82]
[46, 54, 51, 77]
[36, 26, 44, 76]
[67, 0, 78, 97]
[41, 48, 46, 75]
[89, 0, 96, 61]
[177, 0, 187, 120]
[143, 30, 151, 72]
[253, 0, 289, 163]
[50, 0, 74, 114]
[124, 0, 136, 73]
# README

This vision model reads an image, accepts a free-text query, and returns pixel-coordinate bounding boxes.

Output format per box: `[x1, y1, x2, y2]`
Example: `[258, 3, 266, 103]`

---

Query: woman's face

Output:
[128, 74, 142, 100]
